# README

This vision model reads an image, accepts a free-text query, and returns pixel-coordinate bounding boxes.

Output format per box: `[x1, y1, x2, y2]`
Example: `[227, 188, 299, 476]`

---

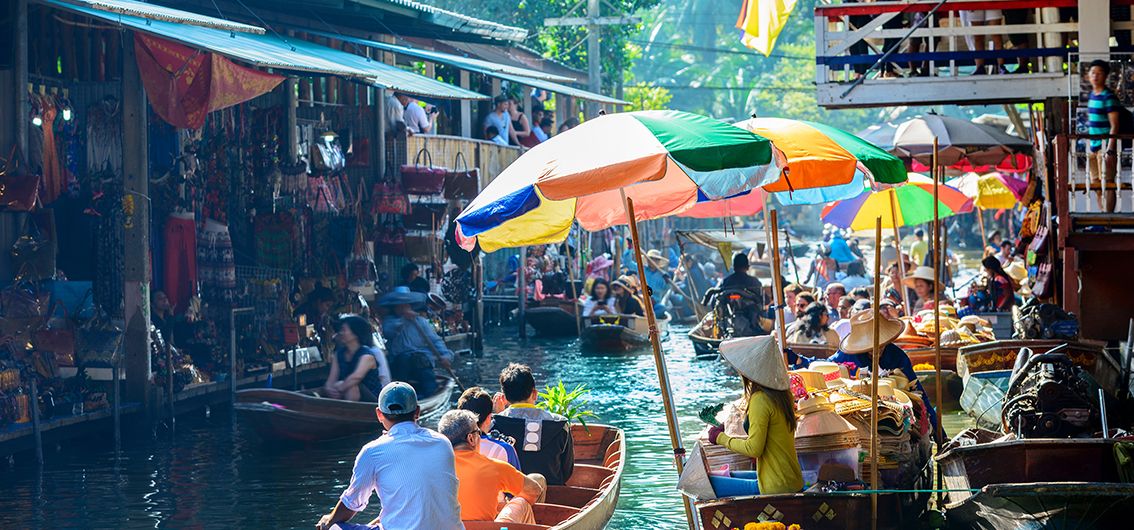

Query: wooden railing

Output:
[405, 134, 522, 187]
[1055, 133, 1134, 222]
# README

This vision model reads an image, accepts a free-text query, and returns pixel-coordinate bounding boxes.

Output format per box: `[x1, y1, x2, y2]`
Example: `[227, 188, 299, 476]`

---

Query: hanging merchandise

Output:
[0, 145, 42, 211]
[33, 94, 66, 205]
[309, 134, 347, 172]
[34, 300, 76, 367]
[198, 218, 237, 306]
[346, 217, 378, 299]
[443, 151, 479, 200]
[163, 213, 198, 313]
[405, 198, 448, 230]
[405, 230, 440, 265]
[280, 160, 308, 198]
[44, 280, 93, 319]
[371, 179, 408, 215]
[87, 96, 123, 177]
[254, 211, 298, 271]
[348, 137, 371, 168]
[10, 211, 57, 281]
[401, 148, 447, 195]
[375, 214, 406, 256]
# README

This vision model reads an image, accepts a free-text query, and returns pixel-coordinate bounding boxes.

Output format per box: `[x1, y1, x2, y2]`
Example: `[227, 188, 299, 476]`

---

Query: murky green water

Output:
[0, 325, 741, 529]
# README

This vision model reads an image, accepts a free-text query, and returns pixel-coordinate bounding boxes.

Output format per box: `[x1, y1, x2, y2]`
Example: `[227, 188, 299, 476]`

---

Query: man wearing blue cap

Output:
[316, 383, 461, 530]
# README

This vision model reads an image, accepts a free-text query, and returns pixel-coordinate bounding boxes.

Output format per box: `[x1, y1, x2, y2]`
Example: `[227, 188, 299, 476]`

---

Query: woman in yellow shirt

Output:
[708, 335, 804, 495]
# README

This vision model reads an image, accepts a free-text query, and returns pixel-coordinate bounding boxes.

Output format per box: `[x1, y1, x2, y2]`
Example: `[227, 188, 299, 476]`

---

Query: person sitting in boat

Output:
[785, 302, 841, 347]
[786, 311, 939, 433]
[582, 278, 616, 319]
[378, 287, 454, 397]
[439, 410, 547, 525]
[706, 336, 804, 495]
[399, 263, 430, 294]
[904, 266, 949, 311]
[316, 383, 462, 530]
[457, 386, 521, 470]
[323, 314, 392, 402]
[784, 291, 816, 337]
[611, 276, 645, 317]
[964, 256, 1019, 313]
[491, 363, 575, 485]
[718, 252, 763, 295]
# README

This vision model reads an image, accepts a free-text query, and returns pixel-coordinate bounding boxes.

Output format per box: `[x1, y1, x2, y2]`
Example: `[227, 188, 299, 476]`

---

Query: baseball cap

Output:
[378, 382, 419, 415]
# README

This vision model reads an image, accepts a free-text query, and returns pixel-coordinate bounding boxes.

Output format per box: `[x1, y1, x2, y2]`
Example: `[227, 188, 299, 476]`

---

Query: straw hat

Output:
[808, 361, 853, 388]
[719, 336, 788, 391]
[790, 369, 827, 391]
[1005, 260, 1028, 284]
[645, 249, 670, 269]
[902, 266, 945, 291]
[612, 275, 640, 292]
[796, 394, 836, 416]
[850, 379, 912, 406]
[840, 310, 904, 354]
[676, 442, 717, 501]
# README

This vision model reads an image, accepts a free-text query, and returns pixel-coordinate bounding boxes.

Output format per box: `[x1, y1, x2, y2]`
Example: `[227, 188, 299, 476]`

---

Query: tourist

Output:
[558, 116, 580, 134]
[611, 276, 645, 317]
[439, 410, 546, 524]
[786, 302, 841, 347]
[507, 99, 533, 147]
[904, 265, 947, 310]
[533, 116, 553, 143]
[643, 249, 673, 315]
[880, 235, 899, 270]
[582, 278, 615, 318]
[485, 125, 508, 146]
[823, 282, 846, 322]
[323, 314, 391, 402]
[484, 95, 515, 144]
[828, 231, 857, 265]
[378, 288, 454, 397]
[838, 296, 855, 320]
[719, 252, 763, 295]
[585, 253, 614, 281]
[849, 286, 871, 302]
[395, 92, 435, 135]
[491, 363, 575, 485]
[964, 9, 1006, 75]
[908, 229, 928, 267]
[682, 253, 711, 301]
[400, 263, 430, 294]
[997, 240, 1014, 266]
[782, 283, 805, 325]
[456, 387, 521, 469]
[384, 91, 407, 137]
[151, 290, 176, 345]
[839, 260, 872, 291]
[1087, 59, 1124, 213]
[967, 256, 1019, 312]
[708, 336, 804, 495]
[804, 244, 837, 291]
[315, 383, 461, 530]
[294, 285, 336, 337]
[984, 230, 1003, 259]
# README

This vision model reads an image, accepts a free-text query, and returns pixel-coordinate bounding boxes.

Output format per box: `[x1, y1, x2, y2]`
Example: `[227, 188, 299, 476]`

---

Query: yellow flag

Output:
[737, 0, 799, 56]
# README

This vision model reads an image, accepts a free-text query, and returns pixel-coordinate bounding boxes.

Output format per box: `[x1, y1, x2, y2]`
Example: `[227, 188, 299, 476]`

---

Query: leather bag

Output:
[443, 152, 479, 200]
[0, 146, 41, 211]
[400, 148, 446, 195]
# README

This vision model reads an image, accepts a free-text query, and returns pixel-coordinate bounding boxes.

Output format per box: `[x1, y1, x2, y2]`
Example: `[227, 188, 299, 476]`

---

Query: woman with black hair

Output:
[969, 256, 1019, 312]
[785, 302, 841, 346]
[322, 314, 391, 401]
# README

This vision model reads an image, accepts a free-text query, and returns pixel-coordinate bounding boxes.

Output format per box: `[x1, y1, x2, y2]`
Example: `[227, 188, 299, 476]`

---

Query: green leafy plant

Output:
[536, 381, 599, 431]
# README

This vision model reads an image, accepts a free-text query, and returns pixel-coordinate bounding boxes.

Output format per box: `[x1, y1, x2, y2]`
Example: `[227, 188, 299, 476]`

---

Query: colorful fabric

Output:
[456, 111, 784, 252]
[1088, 89, 1121, 152]
[947, 172, 1027, 210]
[163, 214, 198, 313]
[134, 34, 283, 129]
[737, 0, 800, 56]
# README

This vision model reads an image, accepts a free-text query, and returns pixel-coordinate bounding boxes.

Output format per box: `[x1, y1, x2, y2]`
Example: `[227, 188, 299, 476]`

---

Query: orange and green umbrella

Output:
[821, 180, 974, 230]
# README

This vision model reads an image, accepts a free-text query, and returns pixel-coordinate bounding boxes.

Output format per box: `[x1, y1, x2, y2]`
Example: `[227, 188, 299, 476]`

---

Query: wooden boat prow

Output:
[465, 423, 625, 530]
[581, 315, 669, 351]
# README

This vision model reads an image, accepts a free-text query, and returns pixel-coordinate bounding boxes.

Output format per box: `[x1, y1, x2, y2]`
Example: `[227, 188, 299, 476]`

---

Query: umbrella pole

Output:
[768, 209, 789, 359]
[888, 191, 910, 316]
[870, 216, 883, 530]
[623, 194, 696, 530]
[977, 208, 988, 254]
[933, 140, 945, 506]
[566, 224, 583, 336]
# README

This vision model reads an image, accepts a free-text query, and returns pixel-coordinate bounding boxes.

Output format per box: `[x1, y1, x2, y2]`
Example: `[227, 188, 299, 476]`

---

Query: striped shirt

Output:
[1088, 89, 1121, 152]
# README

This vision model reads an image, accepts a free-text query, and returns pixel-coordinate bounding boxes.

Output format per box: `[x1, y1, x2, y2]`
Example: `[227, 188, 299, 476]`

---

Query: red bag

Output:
[372, 181, 408, 215]
[443, 151, 479, 200]
[400, 148, 446, 195]
[0, 146, 41, 211]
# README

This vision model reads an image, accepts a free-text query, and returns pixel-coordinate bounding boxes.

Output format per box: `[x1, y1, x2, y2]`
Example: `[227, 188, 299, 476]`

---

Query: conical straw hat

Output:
[840, 310, 904, 354]
[719, 335, 788, 391]
[676, 442, 717, 501]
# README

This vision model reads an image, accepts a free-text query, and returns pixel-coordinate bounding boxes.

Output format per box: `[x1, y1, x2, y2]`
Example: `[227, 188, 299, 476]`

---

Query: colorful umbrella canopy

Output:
[821, 181, 974, 231]
[455, 110, 785, 252]
[677, 118, 906, 217]
[888, 114, 1033, 167]
[947, 171, 1027, 210]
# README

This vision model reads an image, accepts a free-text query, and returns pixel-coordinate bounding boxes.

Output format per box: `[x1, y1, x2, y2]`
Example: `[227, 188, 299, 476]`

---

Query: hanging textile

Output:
[134, 34, 283, 129]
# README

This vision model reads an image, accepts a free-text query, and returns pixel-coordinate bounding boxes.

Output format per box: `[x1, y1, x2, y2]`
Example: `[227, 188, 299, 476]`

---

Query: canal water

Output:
[1, 326, 740, 529]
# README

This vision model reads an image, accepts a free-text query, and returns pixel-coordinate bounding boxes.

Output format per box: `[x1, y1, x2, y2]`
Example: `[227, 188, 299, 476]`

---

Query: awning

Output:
[675, 229, 768, 249]
[308, 31, 626, 105]
[308, 30, 575, 83]
[41, 0, 488, 100]
[54, 0, 264, 33]
[368, 0, 527, 42]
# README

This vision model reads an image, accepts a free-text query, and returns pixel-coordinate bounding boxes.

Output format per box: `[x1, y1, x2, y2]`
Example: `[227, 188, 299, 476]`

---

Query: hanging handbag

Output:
[1032, 261, 1054, 299]
[443, 152, 479, 200]
[372, 180, 409, 215]
[10, 212, 56, 281]
[0, 145, 41, 211]
[400, 148, 447, 195]
[376, 216, 406, 256]
[45, 280, 94, 320]
[405, 201, 448, 230]
[76, 313, 124, 367]
[348, 137, 371, 167]
[405, 230, 439, 264]
[1, 279, 46, 318]
[1028, 225, 1050, 254]
[34, 301, 75, 365]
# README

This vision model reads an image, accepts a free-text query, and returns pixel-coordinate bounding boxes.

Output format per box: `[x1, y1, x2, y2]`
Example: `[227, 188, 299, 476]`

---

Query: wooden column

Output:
[377, 87, 387, 179]
[554, 93, 566, 134]
[122, 32, 153, 410]
[285, 76, 298, 161]
[459, 70, 472, 138]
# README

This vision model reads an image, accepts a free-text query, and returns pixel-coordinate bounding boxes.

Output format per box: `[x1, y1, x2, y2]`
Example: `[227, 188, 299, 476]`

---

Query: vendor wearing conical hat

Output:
[785, 310, 939, 433]
[707, 336, 804, 495]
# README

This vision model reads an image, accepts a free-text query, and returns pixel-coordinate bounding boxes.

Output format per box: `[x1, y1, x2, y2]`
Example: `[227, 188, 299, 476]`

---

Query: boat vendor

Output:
[378, 287, 455, 397]
[786, 311, 939, 433]
[785, 302, 841, 347]
[322, 314, 392, 402]
[706, 336, 804, 495]
[316, 383, 462, 530]
[963, 256, 1019, 312]
[904, 266, 949, 311]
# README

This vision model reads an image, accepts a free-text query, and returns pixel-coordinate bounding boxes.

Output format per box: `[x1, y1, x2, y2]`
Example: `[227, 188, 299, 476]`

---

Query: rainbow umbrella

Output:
[821, 180, 974, 231]
[677, 118, 906, 217]
[455, 110, 784, 252]
[947, 171, 1027, 210]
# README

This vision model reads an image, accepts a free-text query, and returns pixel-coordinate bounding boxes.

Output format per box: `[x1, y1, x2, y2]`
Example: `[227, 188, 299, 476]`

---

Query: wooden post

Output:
[932, 140, 945, 504]
[518, 246, 527, 338]
[15, 0, 28, 160]
[122, 31, 153, 412]
[30, 378, 42, 465]
[888, 191, 910, 316]
[622, 194, 695, 530]
[976, 208, 988, 254]
[376, 87, 387, 179]
[459, 70, 472, 138]
[769, 209, 788, 355]
[566, 225, 583, 335]
[870, 216, 883, 530]
[285, 77, 299, 161]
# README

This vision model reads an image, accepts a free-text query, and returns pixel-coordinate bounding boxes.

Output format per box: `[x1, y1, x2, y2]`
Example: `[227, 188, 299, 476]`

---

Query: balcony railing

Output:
[813, 0, 1130, 107]
[1055, 134, 1134, 224]
[404, 134, 522, 188]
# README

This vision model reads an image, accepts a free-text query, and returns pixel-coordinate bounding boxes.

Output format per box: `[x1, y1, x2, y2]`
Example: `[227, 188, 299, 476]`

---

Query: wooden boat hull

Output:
[903, 346, 958, 372]
[465, 424, 625, 530]
[235, 376, 454, 443]
[525, 305, 580, 337]
[944, 482, 1134, 530]
[697, 492, 912, 530]
[580, 316, 667, 352]
[688, 330, 720, 359]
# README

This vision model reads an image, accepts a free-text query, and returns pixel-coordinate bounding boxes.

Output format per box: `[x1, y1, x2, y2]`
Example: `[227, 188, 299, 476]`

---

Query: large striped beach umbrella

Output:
[455, 110, 785, 252]
[821, 180, 974, 231]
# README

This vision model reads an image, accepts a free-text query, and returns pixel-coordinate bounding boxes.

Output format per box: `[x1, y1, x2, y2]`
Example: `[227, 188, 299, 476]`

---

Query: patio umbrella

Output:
[947, 171, 1026, 210]
[889, 114, 1033, 167]
[454, 109, 785, 529]
[677, 117, 906, 217]
[821, 180, 974, 231]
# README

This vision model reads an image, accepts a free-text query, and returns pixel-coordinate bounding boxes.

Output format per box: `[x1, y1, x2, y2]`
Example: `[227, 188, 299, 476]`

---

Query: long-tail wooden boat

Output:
[465, 423, 624, 530]
[234, 375, 455, 442]
[936, 430, 1134, 529]
[696, 491, 914, 530]
[956, 340, 1117, 430]
[580, 314, 668, 352]
[525, 301, 581, 337]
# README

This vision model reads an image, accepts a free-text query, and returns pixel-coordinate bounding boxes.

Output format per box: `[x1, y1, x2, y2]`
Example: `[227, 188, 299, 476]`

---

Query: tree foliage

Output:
[623, 82, 673, 111]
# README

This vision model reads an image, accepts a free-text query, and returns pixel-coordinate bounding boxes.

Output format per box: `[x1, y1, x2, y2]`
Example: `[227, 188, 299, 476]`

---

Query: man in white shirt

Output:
[317, 383, 462, 530]
[395, 92, 435, 135]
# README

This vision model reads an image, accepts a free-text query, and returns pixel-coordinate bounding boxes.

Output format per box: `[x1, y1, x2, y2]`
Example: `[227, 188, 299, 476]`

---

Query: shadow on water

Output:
[0, 324, 741, 529]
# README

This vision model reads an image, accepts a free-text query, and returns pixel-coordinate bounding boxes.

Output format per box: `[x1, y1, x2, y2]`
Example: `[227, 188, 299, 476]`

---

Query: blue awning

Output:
[55, 0, 264, 33]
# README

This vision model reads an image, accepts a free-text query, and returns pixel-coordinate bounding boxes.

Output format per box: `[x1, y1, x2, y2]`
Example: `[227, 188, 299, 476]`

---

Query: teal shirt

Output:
[1088, 89, 1121, 152]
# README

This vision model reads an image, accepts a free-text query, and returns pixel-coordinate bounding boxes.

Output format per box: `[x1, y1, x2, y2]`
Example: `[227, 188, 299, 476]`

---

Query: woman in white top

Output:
[582, 278, 615, 318]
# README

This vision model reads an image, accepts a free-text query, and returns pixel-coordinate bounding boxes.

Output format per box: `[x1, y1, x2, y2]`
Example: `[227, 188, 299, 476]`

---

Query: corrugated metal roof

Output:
[43, 0, 488, 100]
[364, 0, 527, 42]
[55, 0, 264, 33]
[306, 30, 575, 83]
